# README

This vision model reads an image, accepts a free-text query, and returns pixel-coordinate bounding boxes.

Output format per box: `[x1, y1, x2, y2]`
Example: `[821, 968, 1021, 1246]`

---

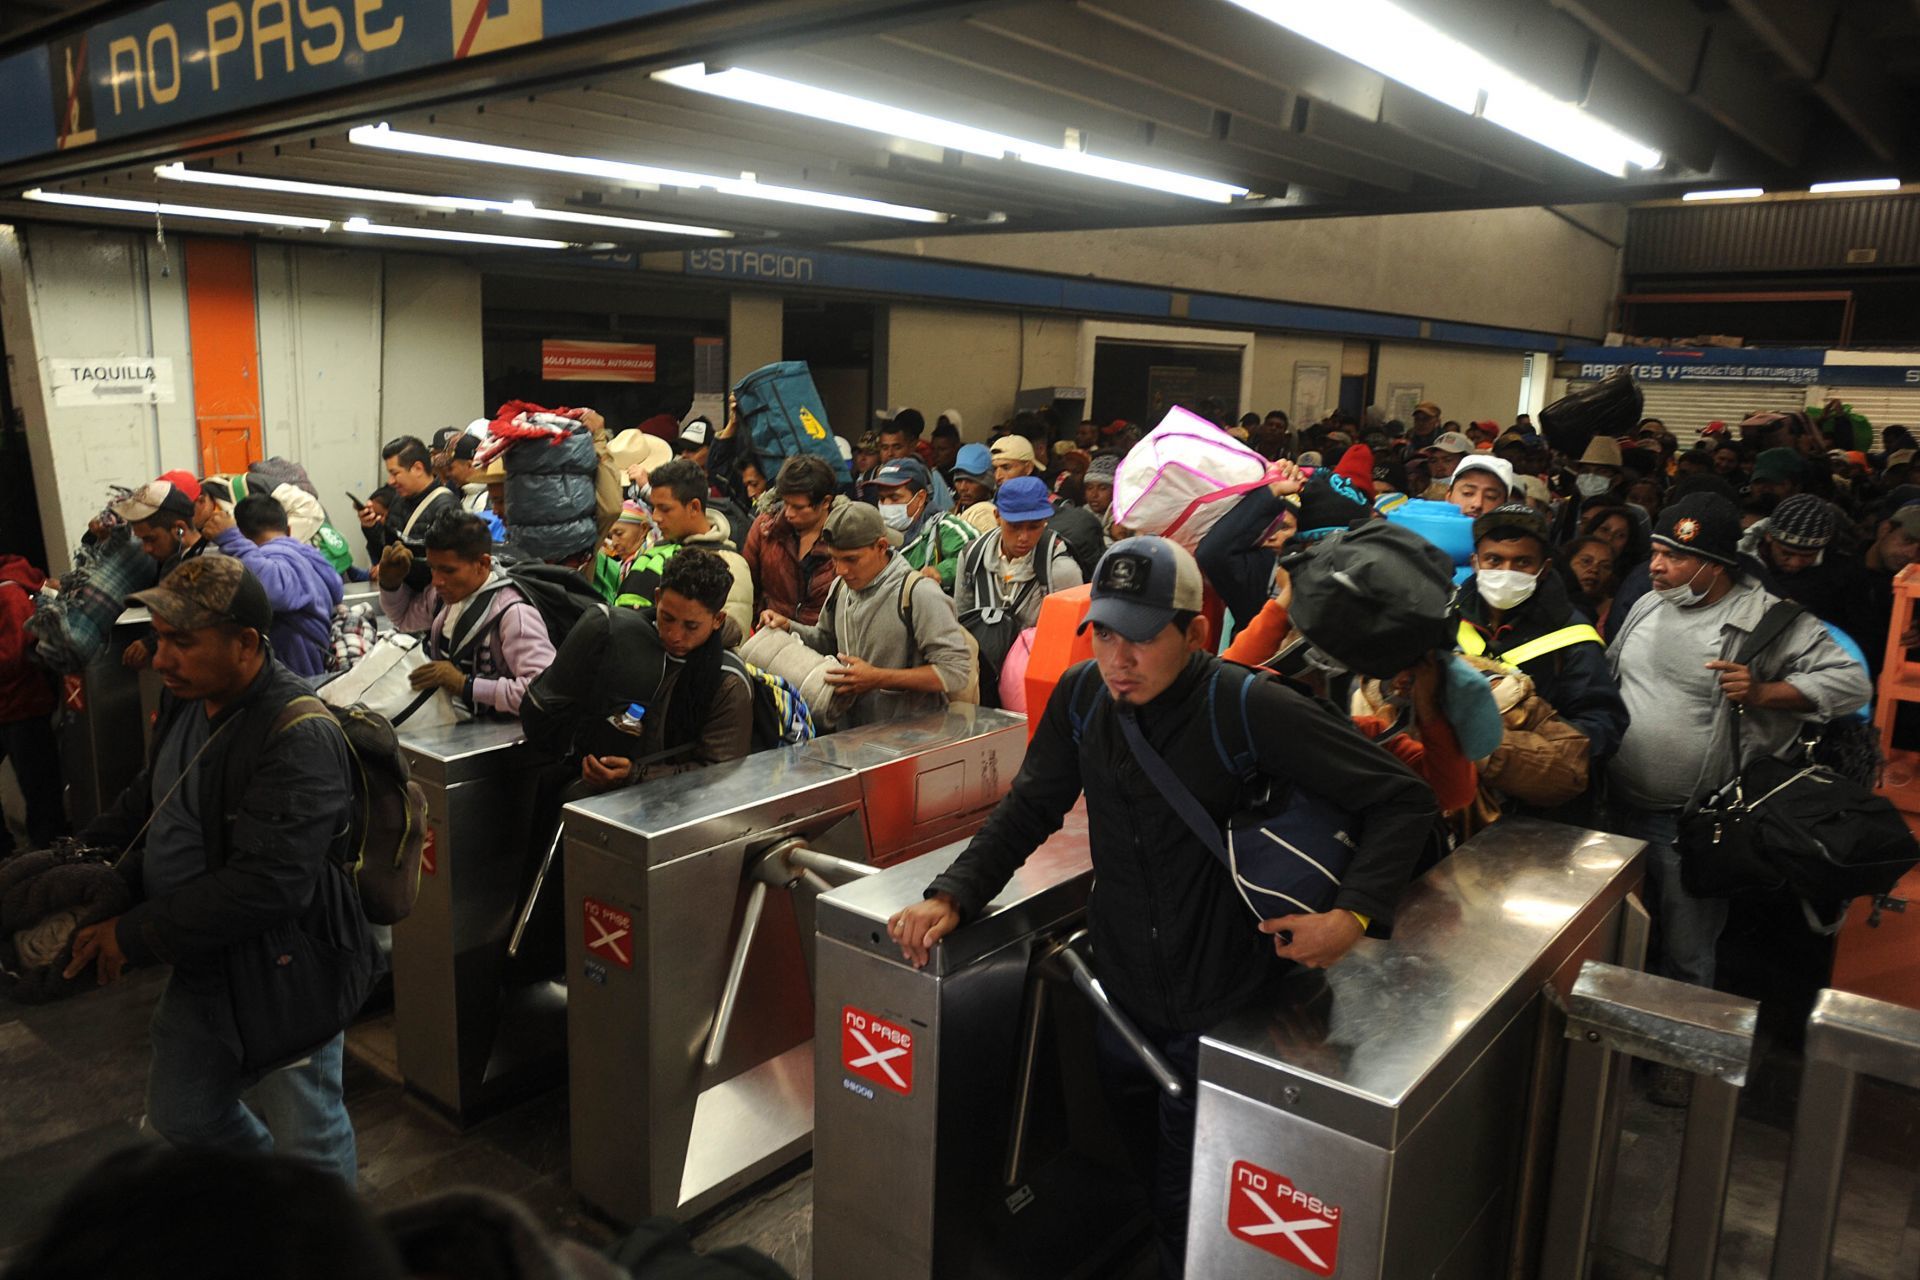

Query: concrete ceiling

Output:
[5, 0, 1919, 254]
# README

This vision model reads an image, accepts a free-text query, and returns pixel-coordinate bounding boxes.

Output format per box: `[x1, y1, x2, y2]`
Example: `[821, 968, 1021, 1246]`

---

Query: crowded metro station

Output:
[1, 1, 1919, 1277]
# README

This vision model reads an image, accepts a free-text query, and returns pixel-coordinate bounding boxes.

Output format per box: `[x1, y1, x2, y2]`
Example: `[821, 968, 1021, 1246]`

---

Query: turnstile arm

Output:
[1053, 932, 1185, 1099]
[702, 837, 878, 1070]
[507, 822, 566, 960]
[702, 880, 771, 1070]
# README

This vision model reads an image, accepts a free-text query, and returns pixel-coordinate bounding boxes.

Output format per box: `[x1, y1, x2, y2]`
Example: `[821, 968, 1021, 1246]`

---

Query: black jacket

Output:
[1048, 504, 1108, 581]
[1455, 570, 1630, 763]
[80, 660, 373, 1065]
[1196, 487, 1287, 639]
[366, 482, 458, 590]
[928, 654, 1436, 1034]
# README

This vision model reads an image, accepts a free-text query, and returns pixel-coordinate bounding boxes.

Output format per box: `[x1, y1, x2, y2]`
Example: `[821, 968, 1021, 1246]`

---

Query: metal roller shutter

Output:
[1820, 388, 1920, 436]
[1563, 382, 1811, 448]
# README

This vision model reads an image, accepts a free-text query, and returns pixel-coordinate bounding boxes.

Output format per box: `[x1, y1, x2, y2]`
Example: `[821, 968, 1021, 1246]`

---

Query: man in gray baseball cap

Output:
[889, 534, 1436, 1274]
[758, 501, 975, 726]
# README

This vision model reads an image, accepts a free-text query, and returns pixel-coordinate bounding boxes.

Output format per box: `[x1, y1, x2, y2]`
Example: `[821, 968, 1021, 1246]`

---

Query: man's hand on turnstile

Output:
[1260, 910, 1363, 970]
[63, 918, 127, 986]
[889, 894, 960, 968]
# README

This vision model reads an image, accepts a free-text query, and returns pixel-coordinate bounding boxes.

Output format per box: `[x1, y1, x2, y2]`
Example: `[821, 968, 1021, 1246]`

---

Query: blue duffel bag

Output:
[732, 360, 848, 485]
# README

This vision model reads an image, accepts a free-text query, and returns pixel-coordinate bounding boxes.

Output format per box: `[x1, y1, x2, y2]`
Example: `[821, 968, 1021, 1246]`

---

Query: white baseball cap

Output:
[1450, 454, 1515, 493]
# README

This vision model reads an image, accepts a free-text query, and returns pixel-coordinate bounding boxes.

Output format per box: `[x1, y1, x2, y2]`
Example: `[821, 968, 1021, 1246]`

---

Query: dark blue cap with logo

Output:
[1077, 536, 1207, 643]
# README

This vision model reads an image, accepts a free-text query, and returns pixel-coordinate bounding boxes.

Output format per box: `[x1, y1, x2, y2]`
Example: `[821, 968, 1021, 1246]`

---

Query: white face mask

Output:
[1653, 563, 1713, 608]
[878, 501, 913, 531]
[1575, 473, 1613, 498]
[1476, 568, 1539, 610]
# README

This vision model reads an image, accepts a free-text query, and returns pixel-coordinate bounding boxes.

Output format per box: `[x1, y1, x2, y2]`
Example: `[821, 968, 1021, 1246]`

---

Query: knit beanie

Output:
[1333, 442, 1376, 498]
[1766, 494, 1836, 551]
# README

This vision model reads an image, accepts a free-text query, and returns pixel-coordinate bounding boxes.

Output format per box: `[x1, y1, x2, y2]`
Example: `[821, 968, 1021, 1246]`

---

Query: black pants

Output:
[1093, 1015, 1202, 1279]
[0, 714, 66, 855]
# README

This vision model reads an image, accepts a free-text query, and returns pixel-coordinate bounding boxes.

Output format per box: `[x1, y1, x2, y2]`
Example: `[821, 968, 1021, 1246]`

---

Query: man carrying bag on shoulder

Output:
[887, 536, 1436, 1277]
[64, 557, 376, 1184]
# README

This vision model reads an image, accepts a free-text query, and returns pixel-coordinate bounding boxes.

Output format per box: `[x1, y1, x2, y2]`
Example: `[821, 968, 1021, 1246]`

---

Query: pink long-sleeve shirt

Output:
[379, 579, 555, 715]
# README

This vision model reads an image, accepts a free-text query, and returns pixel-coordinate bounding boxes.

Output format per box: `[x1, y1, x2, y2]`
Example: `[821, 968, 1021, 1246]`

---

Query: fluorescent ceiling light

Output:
[341, 216, 582, 248]
[20, 188, 331, 229]
[153, 163, 733, 238]
[348, 123, 950, 223]
[1222, 0, 1662, 177]
[651, 64, 1249, 203]
[1682, 188, 1764, 201]
[1809, 178, 1900, 194]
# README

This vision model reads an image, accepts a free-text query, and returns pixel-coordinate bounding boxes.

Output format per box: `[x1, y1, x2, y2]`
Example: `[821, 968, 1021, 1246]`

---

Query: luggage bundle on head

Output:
[1110, 406, 1271, 549]
[0, 842, 130, 1004]
[1283, 520, 1457, 677]
[26, 519, 158, 674]
[487, 402, 599, 562]
[732, 361, 847, 485]
[1540, 370, 1641, 461]
[274, 696, 428, 926]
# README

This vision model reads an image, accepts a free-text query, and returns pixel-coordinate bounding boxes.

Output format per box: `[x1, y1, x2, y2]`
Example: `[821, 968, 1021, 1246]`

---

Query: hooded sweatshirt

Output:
[212, 528, 344, 677]
[0, 556, 56, 721]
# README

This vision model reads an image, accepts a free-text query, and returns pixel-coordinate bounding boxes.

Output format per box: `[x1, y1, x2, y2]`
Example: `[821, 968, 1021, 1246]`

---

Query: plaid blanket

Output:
[24, 521, 156, 674]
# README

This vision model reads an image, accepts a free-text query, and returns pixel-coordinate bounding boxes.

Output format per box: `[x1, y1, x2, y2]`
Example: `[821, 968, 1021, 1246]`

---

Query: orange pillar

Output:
[183, 238, 264, 476]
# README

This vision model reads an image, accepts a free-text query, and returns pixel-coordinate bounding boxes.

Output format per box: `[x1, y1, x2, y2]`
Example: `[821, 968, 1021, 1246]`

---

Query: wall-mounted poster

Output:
[1387, 383, 1425, 426]
[1291, 361, 1329, 428]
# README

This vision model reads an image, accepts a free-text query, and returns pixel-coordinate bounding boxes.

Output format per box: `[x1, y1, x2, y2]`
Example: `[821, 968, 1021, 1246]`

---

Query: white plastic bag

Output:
[1111, 406, 1270, 548]
[317, 632, 462, 729]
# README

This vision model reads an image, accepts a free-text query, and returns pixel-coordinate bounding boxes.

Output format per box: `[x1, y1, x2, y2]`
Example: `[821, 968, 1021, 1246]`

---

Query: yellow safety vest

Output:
[1456, 620, 1603, 669]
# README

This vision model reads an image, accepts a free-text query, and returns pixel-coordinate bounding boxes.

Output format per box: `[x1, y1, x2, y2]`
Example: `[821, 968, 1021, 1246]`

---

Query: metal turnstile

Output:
[58, 611, 151, 826]
[801, 708, 1026, 865]
[390, 719, 553, 1123]
[1184, 819, 1647, 1280]
[812, 806, 1154, 1279]
[564, 709, 1025, 1225]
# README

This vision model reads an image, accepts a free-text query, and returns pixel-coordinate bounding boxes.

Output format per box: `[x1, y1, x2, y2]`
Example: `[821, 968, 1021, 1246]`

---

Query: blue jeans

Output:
[145, 975, 357, 1186]
[1601, 804, 1728, 989]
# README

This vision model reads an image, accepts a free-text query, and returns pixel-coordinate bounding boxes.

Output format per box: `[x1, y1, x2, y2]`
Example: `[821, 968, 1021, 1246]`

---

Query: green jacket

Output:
[899, 512, 980, 592]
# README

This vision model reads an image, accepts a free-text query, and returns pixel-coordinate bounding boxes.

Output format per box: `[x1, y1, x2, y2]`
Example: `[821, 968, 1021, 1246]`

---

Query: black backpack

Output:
[268, 696, 429, 926]
[447, 562, 602, 661]
[1283, 521, 1456, 677]
[955, 532, 1058, 707]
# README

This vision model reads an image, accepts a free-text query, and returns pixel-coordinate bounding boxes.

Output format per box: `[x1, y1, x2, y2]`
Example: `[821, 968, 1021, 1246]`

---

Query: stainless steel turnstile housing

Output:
[1185, 819, 1646, 1279]
[391, 718, 554, 1122]
[812, 807, 1149, 1279]
[564, 708, 1026, 1225]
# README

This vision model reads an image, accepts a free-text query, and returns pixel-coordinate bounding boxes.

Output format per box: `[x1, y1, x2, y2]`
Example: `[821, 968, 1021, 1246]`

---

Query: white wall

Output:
[0, 224, 198, 569]
[1250, 333, 1346, 426]
[876, 304, 1080, 440]
[853, 204, 1625, 341]
[1, 226, 486, 571]
[1372, 343, 1528, 426]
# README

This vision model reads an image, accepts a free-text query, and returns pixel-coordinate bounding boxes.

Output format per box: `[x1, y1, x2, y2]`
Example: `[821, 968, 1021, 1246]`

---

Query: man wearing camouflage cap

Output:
[66, 556, 375, 1183]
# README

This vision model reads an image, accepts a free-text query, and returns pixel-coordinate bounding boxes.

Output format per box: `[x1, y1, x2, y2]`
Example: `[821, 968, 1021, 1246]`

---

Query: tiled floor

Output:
[1, 965, 1915, 1278]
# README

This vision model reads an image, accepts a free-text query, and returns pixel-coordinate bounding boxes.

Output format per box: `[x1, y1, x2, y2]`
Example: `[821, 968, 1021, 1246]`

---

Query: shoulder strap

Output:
[1496, 624, 1603, 669]
[1736, 600, 1806, 668]
[1066, 662, 1106, 743]
[1456, 620, 1488, 657]
[400, 485, 454, 540]
[1212, 663, 1262, 779]
[1115, 709, 1230, 873]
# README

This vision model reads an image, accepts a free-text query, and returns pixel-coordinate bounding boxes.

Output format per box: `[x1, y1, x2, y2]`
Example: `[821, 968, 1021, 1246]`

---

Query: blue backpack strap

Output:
[1209, 661, 1263, 780]
[1066, 661, 1107, 743]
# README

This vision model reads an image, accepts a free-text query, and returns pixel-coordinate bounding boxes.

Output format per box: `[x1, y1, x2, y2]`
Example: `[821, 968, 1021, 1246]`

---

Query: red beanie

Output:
[1333, 442, 1375, 498]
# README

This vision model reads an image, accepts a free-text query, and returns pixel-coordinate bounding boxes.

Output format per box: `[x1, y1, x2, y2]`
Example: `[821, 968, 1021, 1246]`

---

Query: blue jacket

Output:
[213, 529, 343, 677]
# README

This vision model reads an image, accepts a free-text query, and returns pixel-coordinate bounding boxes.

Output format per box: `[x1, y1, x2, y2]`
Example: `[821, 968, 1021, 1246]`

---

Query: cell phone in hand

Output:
[347, 492, 366, 510]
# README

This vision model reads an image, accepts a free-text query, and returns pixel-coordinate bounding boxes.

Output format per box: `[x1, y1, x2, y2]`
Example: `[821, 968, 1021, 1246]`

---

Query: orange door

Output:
[183, 238, 263, 476]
